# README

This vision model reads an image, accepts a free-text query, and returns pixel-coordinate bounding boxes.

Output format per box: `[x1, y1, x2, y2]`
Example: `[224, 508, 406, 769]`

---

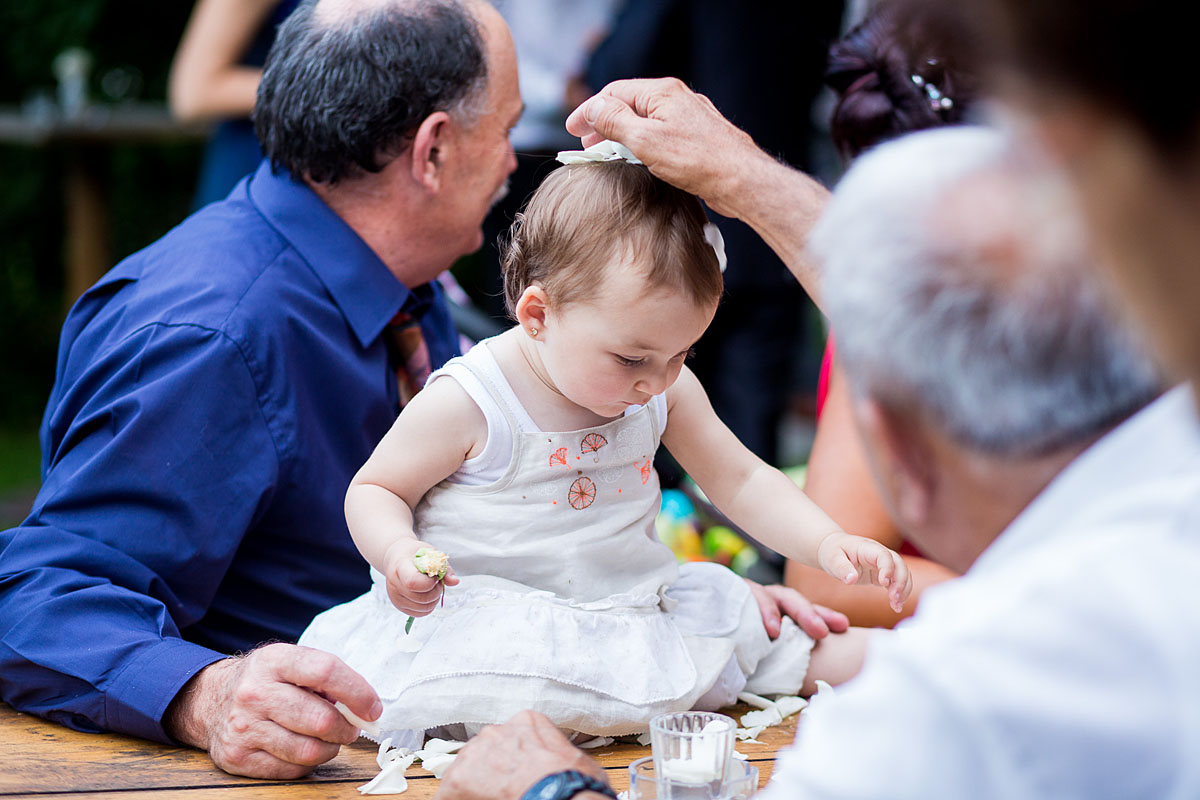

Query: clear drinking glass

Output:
[627, 755, 759, 800]
[721, 759, 760, 799]
[628, 757, 660, 800]
[649, 711, 737, 798]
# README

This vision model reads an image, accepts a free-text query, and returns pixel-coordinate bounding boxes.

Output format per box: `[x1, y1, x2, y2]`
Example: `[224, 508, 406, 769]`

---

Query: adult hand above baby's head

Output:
[164, 643, 380, 779]
[435, 710, 609, 800]
[745, 579, 850, 640]
[565, 78, 771, 220]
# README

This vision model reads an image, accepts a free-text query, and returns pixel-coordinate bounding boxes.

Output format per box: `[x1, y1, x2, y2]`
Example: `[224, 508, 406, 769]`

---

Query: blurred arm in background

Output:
[168, 0, 281, 122]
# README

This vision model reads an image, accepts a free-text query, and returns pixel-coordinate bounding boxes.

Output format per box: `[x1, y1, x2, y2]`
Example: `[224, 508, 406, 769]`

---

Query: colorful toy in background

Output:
[656, 488, 760, 576]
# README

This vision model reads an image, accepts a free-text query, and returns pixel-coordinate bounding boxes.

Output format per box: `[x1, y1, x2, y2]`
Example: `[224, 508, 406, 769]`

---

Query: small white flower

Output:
[413, 547, 449, 579]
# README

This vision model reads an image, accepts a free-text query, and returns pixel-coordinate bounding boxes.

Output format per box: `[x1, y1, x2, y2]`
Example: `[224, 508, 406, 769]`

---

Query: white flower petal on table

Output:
[336, 701, 381, 739]
[358, 753, 414, 795]
[736, 691, 776, 711]
[735, 725, 766, 743]
[578, 736, 615, 750]
[417, 738, 466, 755]
[417, 751, 457, 779]
[739, 707, 783, 729]
[376, 738, 416, 769]
[774, 695, 808, 720]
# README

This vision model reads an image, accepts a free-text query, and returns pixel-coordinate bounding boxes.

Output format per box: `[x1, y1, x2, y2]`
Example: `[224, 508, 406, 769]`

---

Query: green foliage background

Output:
[0, 1, 204, 431]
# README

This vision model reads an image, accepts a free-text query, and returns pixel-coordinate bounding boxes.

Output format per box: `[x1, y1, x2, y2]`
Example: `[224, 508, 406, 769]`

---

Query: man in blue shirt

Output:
[0, 0, 522, 780]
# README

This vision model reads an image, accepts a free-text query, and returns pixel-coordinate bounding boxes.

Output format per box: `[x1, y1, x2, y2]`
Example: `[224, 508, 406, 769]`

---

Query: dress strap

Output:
[646, 393, 666, 445]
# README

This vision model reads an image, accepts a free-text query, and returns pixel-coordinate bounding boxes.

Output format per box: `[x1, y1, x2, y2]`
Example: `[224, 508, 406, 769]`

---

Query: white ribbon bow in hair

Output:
[555, 139, 643, 165]
[703, 223, 727, 273]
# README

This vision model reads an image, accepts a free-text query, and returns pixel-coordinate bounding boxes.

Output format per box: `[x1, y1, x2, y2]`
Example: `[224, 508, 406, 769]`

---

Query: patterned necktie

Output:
[386, 310, 431, 408]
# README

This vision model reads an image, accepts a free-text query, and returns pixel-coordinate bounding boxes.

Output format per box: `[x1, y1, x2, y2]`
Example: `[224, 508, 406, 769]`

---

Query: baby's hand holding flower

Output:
[381, 540, 457, 630]
[816, 532, 912, 613]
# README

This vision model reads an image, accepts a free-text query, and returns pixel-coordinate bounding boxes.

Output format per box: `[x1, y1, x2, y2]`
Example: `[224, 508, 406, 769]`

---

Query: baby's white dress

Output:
[299, 339, 813, 747]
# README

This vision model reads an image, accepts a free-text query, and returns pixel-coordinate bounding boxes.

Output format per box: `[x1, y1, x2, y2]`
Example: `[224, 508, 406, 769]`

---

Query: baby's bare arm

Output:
[345, 376, 486, 573]
[664, 368, 912, 610]
[662, 367, 843, 566]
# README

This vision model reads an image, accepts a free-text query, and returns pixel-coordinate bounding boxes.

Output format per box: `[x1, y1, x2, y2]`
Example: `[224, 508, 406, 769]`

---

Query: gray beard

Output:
[489, 178, 510, 209]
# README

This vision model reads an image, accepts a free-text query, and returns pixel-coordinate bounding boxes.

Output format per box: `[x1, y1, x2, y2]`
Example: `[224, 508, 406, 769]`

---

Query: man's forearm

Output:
[721, 149, 831, 310]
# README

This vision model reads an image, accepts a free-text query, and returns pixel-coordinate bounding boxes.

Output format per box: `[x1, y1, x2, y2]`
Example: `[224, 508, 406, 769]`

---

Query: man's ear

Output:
[854, 397, 936, 529]
[410, 111, 452, 192]
[513, 285, 550, 337]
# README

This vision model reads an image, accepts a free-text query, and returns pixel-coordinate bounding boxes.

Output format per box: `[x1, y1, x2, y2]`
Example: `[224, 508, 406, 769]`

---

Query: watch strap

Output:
[521, 769, 618, 800]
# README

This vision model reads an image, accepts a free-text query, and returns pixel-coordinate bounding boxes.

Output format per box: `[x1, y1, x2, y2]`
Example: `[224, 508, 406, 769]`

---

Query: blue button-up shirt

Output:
[0, 161, 459, 743]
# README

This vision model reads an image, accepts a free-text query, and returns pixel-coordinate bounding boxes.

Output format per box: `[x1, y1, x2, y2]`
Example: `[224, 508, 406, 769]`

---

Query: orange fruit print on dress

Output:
[567, 476, 597, 509]
[580, 433, 608, 454]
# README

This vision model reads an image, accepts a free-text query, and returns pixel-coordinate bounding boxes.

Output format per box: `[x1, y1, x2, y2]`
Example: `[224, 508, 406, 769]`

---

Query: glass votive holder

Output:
[628, 755, 759, 800]
[722, 758, 760, 799]
[649, 711, 736, 794]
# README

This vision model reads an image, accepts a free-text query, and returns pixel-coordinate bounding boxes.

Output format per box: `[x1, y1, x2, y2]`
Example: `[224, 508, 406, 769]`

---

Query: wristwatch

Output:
[520, 770, 618, 800]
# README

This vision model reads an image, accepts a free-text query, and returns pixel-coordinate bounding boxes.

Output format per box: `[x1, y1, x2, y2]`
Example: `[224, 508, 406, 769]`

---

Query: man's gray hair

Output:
[255, 0, 488, 185]
[812, 125, 1162, 457]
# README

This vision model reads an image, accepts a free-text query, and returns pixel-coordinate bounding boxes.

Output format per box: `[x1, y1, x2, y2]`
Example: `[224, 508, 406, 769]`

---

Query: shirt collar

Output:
[969, 385, 1199, 578]
[245, 159, 421, 348]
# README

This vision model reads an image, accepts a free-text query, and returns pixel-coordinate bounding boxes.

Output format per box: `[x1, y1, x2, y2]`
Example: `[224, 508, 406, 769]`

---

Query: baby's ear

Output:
[409, 111, 452, 192]
[513, 284, 550, 338]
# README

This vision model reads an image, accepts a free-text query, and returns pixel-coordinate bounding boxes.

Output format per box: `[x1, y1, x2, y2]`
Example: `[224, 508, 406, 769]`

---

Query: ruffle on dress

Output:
[299, 562, 807, 741]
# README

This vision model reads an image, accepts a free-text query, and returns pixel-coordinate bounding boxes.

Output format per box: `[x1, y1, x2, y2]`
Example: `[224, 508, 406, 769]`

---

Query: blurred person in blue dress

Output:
[169, 0, 299, 209]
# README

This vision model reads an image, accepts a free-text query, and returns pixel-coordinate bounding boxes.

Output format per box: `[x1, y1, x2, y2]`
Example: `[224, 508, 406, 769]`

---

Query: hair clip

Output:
[555, 139, 643, 166]
[911, 73, 954, 114]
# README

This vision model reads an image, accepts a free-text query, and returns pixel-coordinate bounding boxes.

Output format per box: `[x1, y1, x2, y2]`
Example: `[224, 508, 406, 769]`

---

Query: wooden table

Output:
[0, 703, 794, 798]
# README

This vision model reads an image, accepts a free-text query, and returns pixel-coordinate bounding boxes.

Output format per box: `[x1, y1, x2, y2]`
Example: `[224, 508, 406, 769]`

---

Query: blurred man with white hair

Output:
[435, 125, 1200, 800]
[768, 124, 1197, 798]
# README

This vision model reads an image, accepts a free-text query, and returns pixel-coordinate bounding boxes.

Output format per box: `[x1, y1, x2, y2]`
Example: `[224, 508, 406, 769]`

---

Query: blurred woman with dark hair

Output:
[784, 1, 977, 626]
[826, 2, 977, 159]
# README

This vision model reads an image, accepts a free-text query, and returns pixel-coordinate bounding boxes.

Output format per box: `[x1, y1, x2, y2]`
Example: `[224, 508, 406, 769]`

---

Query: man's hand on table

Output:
[164, 642, 381, 779]
[435, 710, 609, 800]
[745, 579, 850, 640]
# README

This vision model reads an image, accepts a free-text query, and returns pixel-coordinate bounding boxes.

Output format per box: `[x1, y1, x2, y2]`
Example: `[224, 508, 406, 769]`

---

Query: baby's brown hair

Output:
[501, 162, 723, 315]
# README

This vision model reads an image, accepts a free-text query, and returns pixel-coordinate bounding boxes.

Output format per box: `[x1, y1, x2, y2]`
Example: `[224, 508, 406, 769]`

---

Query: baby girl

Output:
[300, 153, 909, 747]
